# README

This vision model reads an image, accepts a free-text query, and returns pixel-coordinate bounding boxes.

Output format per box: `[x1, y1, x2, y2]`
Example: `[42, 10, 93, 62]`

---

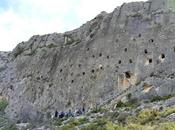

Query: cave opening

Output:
[161, 54, 165, 59]
[144, 49, 148, 54]
[71, 80, 74, 83]
[99, 53, 102, 57]
[149, 59, 152, 64]
[138, 33, 141, 37]
[91, 69, 95, 73]
[125, 71, 131, 79]
[129, 59, 133, 64]
[149, 39, 154, 43]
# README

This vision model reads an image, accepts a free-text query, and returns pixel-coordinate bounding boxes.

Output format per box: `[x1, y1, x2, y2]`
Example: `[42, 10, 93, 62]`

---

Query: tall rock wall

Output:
[1, 0, 175, 122]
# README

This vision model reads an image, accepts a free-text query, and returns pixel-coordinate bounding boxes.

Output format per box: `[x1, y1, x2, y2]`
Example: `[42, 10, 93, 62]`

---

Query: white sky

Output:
[0, 0, 146, 51]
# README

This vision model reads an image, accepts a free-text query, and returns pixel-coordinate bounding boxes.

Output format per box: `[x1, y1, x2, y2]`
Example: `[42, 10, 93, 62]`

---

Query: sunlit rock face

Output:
[1, 0, 175, 122]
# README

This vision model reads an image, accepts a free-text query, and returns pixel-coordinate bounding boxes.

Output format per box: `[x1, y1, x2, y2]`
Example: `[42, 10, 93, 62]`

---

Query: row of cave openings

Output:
[58, 37, 173, 84]
[86, 38, 168, 66]
[59, 64, 104, 84]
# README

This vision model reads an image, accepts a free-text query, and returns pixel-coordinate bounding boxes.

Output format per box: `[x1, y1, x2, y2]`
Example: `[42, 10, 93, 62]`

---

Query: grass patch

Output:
[155, 122, 175, 130]
[82, 118, 107, 130]
[136, 109, 159, 125]
[105, 122, 175, 130]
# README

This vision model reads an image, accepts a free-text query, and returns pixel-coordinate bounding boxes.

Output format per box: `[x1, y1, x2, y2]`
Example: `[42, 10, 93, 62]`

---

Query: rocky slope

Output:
[1, 0, 175, 123]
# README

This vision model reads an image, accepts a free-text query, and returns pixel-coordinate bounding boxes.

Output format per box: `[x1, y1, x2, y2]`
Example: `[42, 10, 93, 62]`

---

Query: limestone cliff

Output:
[1, 0, 175, 122]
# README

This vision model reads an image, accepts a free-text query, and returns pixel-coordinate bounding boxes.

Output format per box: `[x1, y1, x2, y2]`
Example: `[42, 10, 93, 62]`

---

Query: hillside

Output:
[1, 0, 175, 129]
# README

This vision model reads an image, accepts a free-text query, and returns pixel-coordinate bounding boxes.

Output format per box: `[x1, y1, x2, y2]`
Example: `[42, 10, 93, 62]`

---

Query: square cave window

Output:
[144, 49, 148, 54]
[71, 80, 74, 83]
[129, 59, 133, 63]
[91, 69, 95, 73]
[99, 53, 102, 57]
[161, 54, 165, 59]
[149, 59, 152, 63]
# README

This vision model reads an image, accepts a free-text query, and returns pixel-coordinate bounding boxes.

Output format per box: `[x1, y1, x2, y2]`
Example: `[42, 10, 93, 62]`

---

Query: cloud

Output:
[0, 0, 146, 51]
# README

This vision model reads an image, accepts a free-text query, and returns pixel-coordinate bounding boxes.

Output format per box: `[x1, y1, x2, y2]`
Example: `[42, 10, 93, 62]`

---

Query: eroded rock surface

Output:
[1, 0, 175, 122]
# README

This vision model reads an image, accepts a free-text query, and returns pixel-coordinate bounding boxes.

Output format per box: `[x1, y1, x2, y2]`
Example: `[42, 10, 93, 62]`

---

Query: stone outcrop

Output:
[1, 0, 175, 122]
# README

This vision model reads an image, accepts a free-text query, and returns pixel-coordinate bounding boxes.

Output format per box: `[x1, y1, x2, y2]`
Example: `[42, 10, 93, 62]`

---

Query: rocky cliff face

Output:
[1, 0, 175, 122]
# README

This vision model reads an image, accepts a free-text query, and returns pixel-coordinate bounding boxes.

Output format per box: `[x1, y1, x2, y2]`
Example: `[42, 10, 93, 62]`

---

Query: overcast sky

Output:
[0, 0, 146, 51]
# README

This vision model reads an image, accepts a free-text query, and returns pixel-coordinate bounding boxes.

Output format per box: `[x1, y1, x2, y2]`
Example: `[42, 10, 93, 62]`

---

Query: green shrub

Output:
[115, 101, 127, 108]
[91, 107, 106, 113]
[126, 109, 160, 125]
[115, 99, 138, 108]
[159, 107, 175, 118]
[94, 118, 108, 126]
[127, 93, 132, 100]
[127, 107, 175, 125]
[68, 119, 81, 126]
[2, 123, 18, 130]
[136, 109, 159, 125]
[150, 95, 173, 102]
[47, 44, 57, 48]
[78, 118, 89, 125]
[0, 99, 8, 111]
